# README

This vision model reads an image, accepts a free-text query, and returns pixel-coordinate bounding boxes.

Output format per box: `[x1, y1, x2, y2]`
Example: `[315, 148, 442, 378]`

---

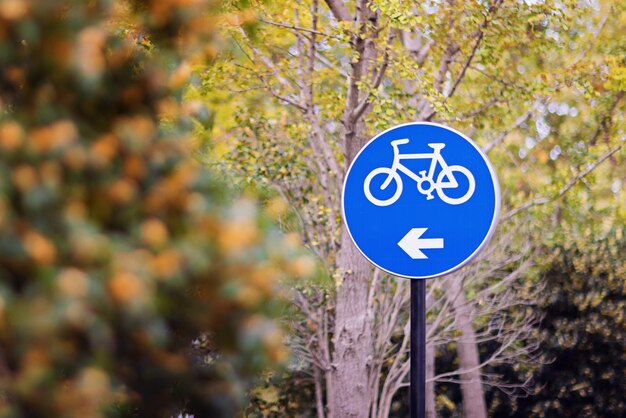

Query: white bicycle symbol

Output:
[364, 138, 475, 206]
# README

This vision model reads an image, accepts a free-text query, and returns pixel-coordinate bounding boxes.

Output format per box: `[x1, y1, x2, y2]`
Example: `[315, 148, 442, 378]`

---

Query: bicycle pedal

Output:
[418, 170, 427, 177]
[426, 194, 434, 200]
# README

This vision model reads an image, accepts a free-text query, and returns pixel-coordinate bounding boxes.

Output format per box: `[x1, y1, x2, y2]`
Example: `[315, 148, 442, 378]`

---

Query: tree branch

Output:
[421, 0, 503, 121]
[502, 140, 625, 221]
[323, 0, 352, 23]
[258, 17, 343, 40]
[484, 107, 534, 153]
[445, 0, 504, 102]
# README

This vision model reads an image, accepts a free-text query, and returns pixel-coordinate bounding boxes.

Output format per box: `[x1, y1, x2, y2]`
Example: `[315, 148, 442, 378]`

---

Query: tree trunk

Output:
[449, 275, 488, 418]
[331, 226, 373, 417]
[323, 2, 384, 416]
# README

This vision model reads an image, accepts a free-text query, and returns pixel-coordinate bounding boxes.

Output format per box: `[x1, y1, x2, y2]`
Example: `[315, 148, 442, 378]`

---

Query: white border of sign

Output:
[341, 122, 501, 280]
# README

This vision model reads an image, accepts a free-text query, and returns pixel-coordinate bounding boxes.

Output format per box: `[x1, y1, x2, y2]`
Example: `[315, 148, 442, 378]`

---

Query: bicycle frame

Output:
[381, 140, 455, 189]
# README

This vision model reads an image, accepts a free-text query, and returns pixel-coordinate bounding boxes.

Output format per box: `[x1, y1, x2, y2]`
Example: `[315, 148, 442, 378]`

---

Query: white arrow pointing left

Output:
[398, 228, 444, 259]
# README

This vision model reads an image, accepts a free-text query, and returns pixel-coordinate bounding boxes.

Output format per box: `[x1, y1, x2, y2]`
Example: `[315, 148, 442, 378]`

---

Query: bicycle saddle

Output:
[391, 138, 410, 146]
[428, 143, 445, 150]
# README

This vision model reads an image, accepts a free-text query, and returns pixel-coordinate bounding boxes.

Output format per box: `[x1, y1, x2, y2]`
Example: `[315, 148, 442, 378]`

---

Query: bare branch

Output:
[468, 64, 534, 94]
[402, 29, 433, 66]
[444, 31, 483, 101]
[484, 107, 534, 153]
[421, 0, 503, 120]
[315, 52, 351, 78]
[445, 0, 504, 102]
[502, 139, 625, 221]
[451, 96, 501, 121]
[258, 17, 343, 40]
[418, 41, 459, 120]
[271, 91, 308, 111]
[314, 366, 327, 418]
[234, 28, 306, 111]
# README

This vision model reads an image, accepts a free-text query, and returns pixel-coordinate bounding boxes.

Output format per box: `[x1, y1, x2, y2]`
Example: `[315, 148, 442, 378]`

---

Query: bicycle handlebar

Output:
[391, 138, 410, 147]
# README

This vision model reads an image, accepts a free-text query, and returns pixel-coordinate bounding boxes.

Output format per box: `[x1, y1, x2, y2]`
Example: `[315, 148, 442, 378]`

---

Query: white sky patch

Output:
[545, 28, 560, 42]
[519, 148, 528, 159]
[549, 145, 562, 160]
[423, 0, 439, 14]
[536, 117, 551, 140]
[548, 102, 578, 117]
[317, 40, 331, 51]
[548, 102, 558, 113]
[557, 103, 570, 116]
[586, 0, 601, 11]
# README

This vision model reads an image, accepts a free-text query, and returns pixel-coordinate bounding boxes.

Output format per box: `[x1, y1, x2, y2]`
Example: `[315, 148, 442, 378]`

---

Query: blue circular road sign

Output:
[342, 122, 500, 279]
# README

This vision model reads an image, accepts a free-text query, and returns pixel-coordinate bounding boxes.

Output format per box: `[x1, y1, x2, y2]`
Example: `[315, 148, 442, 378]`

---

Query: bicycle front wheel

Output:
[436, 165, 475, 205]
[364, 168, 402, 207]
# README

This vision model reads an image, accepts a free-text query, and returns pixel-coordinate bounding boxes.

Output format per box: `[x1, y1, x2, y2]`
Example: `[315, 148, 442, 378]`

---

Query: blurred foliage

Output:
[244, 368, 317, 417]
[0, 0, 314, 417]
[487, 226, 626, 418]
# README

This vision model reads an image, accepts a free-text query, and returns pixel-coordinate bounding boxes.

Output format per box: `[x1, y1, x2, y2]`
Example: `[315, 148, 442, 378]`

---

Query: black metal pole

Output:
[410, 279, 426, 418]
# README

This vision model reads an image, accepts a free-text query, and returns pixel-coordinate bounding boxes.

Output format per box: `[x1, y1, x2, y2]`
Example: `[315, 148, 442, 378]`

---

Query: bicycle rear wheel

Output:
[364, 168, 402, 206]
